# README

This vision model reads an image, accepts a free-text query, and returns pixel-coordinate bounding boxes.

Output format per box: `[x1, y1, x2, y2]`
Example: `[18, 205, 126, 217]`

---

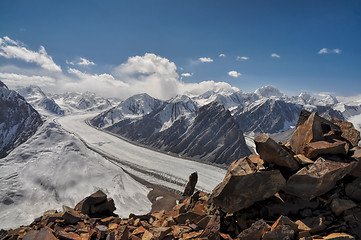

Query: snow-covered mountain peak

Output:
[119, 93, 164, 116]
[254, 85, 284, 98]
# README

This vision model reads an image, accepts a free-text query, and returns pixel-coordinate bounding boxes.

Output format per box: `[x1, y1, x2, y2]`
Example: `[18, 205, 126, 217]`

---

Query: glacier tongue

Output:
[0, 118, 151, 230]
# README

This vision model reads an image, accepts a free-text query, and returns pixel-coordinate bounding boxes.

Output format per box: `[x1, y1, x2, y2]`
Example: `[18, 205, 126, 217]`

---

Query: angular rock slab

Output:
[331, 118, 361, 147]
[283, 157, 356, 200]
[290, 111, 324, 155]
[303, 140, 348, 159]
[211, 157, 286, 213]
[75, 190, 115, 216]
[349, 148, 361, 178]
[254, 134, 299, 171]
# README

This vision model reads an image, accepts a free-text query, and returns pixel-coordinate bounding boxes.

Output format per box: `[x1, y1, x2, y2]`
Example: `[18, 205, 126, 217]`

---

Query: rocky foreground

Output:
[1, 110, 361, 240]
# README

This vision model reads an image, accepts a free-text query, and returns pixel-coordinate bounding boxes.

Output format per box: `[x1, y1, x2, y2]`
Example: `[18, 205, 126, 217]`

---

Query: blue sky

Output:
[0, 0, 360, 99]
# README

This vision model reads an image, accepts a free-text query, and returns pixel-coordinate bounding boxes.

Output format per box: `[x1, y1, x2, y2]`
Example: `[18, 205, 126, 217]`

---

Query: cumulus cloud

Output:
[271, 53, 280, 58]
[181, 73, 193, 77]
[236, 56, 249, 61]
[0, 72, 57, 88]
[66, 57, 96, 66]
[0, 36, 61, 72]
[318, 48, 342, 54]
[0, 38, 240, 100]
[228, 71, 241, 78]
[219, 53, 226, 57]
[199, 57, 213, 63]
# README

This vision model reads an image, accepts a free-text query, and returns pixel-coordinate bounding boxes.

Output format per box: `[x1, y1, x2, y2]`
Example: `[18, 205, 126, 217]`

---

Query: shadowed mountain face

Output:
[92, 95, 251, 165]
[0, 81, 42, 157]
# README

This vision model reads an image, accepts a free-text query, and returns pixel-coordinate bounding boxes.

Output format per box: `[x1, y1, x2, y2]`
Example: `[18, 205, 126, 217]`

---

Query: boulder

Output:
[183, 172, 198, 196]
[283, 157, 356, 200]
[211, 157, 286, 213]
[290, 111, 324, 155]
[349, 148, 361, 178]
[237, 219, 270, 240]
[331, 119, 361, 147]
[75, 190, 116, 216]
[345, 178, 361, 202]
[330, 198, 357, 216]
[303, 140, 348, 159]
[254, 134, 299, 171]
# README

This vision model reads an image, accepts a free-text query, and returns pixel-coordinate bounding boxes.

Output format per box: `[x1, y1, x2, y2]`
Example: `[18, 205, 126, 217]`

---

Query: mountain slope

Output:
[0, 81, 43, 157]
[16, 86, 64, 115]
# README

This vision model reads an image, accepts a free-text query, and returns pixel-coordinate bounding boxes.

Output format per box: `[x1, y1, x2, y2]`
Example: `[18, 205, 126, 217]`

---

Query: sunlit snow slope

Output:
[57, 113, 226, 193]
[0, 119, 151, 229]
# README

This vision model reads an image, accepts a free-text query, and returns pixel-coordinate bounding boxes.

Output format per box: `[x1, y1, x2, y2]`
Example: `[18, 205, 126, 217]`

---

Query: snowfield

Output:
[0, 118, 152, 229]
[57, 113, 226, 193]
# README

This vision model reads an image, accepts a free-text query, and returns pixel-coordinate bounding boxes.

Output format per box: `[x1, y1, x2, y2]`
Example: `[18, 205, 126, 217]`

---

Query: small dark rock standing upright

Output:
[183, 172, 198, 196]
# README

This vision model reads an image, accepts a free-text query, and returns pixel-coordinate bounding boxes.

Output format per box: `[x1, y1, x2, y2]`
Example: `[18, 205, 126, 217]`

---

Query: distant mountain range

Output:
[3, 83, 360, 164]
[89, 85, 361, 164]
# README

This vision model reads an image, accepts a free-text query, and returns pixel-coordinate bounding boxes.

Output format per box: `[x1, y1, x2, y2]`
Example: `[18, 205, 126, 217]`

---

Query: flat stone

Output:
[237, 219, 270, 240]
[283, 157, 356, 200]
[75, 190, 107, 215]
[23, 227, 57, 240]
[330, 198, 357, 216]
[271, 215, 298, 232]
[303, 140, 348, 159]
[211, 157, 286, 213]
[62, 205, 81, 224]
[320, 232, 355, 239]
[254, 134, 299, 171]
[57, 231, 80, 240]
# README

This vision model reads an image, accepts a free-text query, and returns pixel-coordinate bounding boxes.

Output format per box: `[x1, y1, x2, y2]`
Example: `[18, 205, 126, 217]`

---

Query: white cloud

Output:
[199, 57, 214, 63]
[271, 53, 280, 58]
[219, 54, 226, 57]
[0, 72, 56, 88]
[0, 36, 61, 72]
[228, 71, 241, 78]
[181, 73, 193, 77]
[236, 56, 249, 61]
[318, 48, 342, 55]
[318, 48, 329, 54]
[78, 57, 96, 66]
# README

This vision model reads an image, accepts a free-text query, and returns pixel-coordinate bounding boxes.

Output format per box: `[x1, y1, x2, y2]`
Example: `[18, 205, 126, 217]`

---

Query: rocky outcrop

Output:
[0, 81, 43, 157]
[75, 190, 116, 217]
[331, 119, 361, 147]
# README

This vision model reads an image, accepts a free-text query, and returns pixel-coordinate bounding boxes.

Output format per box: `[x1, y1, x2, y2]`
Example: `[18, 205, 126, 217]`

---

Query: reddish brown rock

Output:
[331, 119, 361, 147]
[345, 178, 361, 202]
[22, 227, 57, 240]
[283, 157, 356, 200]
[116, 225, 129, 240]
[262, 224, 295, 240]
[211, 157, 286, 213]
[57, 231, 80, 240]
[303, 140, 348, 159]
[183, 172, 198, 196]
[75, 190, 115, 216]
[349, 148, 361, 178]
[271, 215, 298, 232]
[254, 134, 299, 171]
[237, 219, 270, 240]
[62, 205, 81, 224]
[330, 198, 357, 216]
[294, 154, 314, 166]
[320, 232, 355, 239]
[290, 111, 325, 154]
